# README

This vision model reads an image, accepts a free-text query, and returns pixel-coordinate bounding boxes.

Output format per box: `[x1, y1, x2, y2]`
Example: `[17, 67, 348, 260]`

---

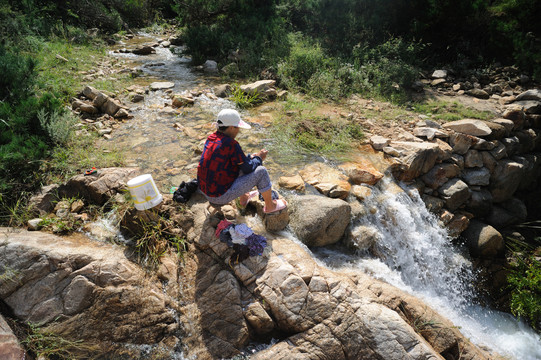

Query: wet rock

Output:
[463, 220, 504, 258]
[339, 161, 383, 186]
[101, 98, 122, 117]
[346, 225, 379, 252]
[278, 175, 305, 192]
[289, 195, 351, 247]
[299, 163, 351, 199]
[150, 82, 175, 91]
[203, 60, 218, 73]
[351, 184, 372, 201]
[422, 195, 445, 213]
[446, 213, 470, 238]
[132, 46, 155, 55]
[131, 94, 145, 103]
[172, 94, 195, 107]
[442, 119, 492, 137]
[114, 108, 130, 119]
[0, 314, 26, 360]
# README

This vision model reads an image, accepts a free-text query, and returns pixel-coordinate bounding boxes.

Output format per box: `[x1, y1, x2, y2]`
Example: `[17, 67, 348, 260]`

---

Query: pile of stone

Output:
[71, 86, 131, 138]
[422, 67, 533, 102]
[113, 37, 178, 55]
[369, 88, 541, 257]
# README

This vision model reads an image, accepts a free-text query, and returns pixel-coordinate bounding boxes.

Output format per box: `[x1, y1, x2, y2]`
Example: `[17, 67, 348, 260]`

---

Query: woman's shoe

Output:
[263, 199, 287, 214]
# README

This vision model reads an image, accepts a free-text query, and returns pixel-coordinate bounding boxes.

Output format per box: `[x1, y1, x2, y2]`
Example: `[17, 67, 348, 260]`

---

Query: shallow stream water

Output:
[105, 33, 540, 360]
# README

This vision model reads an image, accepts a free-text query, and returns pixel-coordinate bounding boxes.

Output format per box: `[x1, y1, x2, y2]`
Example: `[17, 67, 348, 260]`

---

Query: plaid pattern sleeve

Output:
[197, 132, 245, 197]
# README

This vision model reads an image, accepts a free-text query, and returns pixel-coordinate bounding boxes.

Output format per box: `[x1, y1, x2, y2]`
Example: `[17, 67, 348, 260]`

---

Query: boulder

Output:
[0, 228, 179, 347]
[240, 80, 276, 98]
[114, 108, 130, 119]
[449, 133, 473, 155]
[413, 127, 448, 140]
[299, 163, 351, 199]
[421, 163, 461, 189]
[289, 195, 351, 247]
[132, 46, 155, 55]
[0, 314, 26, 360]
[462, 220, 504, 258]
[462, 167, 490, 186]
[389, 142, 445, 181]
[446, 213, 470, 238]
[489, 141, 507, 160]
[27, 184, 60, 215]
[464, 149, 483, 168]
[278, 175, 305, 192]
[502, 104, 526, 130]
[492, 118, 514, 135]
[244, 302, 275, 335]
[515, 89, 541, 102]
[203, 60, 218, 73]
[438, 178, 471, 211]
[431, 69, 447, 79]
[466, 189, 493, 218]
[82, 86, 100, 100]
[57, 167, 140, 205]
[101, 98, 122, 116]
[482, 121, 507, 140]
[345, 225, 379, 252]
[513, 100, 541, 114]
[338, 161, 383, 186]
[442, 119, 492, 137]
[351, 185, 373, 201]
[172, 94, 195, 107]
[466, 88, 490, 99]
[370, 135, 390, 150]
[490, 159, 526, 202]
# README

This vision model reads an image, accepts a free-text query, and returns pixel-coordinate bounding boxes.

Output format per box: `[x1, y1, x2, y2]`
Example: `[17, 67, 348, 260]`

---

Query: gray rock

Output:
[472, 138, 496, 151]
[421, 163, 460, 189]
[449, 133, 473, 154]
[27, 218, 43, 231]
[462, 167, 490, 186]
[501, 136, 520, 156]
[289, 195, 351, 247]
[438, 178, 471, 211]
[489, 141, 507, 160]
[346, 225, 379, 252]
[466, 88, 490, 99]
[431, 70, 448, 79]
[203, 60, 218, 73]
[422, 194, 445, 213]
[487, 201, 526, 229]
[27, 184, 60, 215]
[443, 119, 492, 137]
[463, 220, 504, 258]
[490, 159, 526, 202]
[132, 46, 155, 55]
[466, 189, 493, 217]
[515, 89, 541, 102]
[131, 94, 145, 103]
[240, 80, 276, 98]
[150, 81, 175, 91]
[464, 149, 483, 168]
[82, 86, 100, 100]
[370, 135, 390, 150]
[450, 154, 465, 170]
[413, 127, 448, 140]
[389, 142, 445, 181]
[513, 100, 541, 114]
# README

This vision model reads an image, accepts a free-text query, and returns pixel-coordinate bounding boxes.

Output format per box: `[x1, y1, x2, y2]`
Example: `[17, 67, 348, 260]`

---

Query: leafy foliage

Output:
[508, 256, 541, 329]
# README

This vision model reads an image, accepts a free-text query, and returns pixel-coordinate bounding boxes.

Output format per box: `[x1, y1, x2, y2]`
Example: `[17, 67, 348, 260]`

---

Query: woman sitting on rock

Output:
[197, 109, 287, 213]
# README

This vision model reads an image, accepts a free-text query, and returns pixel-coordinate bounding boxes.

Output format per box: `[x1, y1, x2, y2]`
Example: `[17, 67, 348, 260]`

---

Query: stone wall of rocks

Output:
[370, 89, 541, 258]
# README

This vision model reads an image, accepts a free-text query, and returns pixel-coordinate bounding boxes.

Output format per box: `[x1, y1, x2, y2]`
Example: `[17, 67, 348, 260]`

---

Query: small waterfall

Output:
[312, 177, 541, 360]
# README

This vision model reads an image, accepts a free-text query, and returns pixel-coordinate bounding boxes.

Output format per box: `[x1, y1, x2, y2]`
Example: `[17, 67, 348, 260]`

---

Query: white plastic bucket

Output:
[127, 174, 163, 211]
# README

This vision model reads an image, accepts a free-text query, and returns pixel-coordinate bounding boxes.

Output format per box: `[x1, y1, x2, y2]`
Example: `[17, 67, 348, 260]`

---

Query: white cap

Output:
[216, 109, 251, 129]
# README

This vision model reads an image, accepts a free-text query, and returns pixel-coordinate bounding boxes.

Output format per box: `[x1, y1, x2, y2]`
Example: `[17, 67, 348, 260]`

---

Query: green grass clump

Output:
[230, 85, 261, 109]
[22, 322, 97, 360]
[412, 100, 493, 121]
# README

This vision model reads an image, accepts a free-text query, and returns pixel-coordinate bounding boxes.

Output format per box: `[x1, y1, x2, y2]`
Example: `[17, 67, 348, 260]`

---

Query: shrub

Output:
[38, 108, 77, 146]
[508, 256, 541, 330]
[277, 33, 331, 91]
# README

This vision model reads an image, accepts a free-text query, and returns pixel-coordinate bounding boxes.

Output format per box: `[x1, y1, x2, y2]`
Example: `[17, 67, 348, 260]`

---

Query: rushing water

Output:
[106, 33, 541, 359]
[310, 178, 541, 360]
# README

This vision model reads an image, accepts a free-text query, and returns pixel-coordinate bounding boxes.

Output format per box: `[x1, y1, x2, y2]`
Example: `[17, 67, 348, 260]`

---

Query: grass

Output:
[412, 100, 494, 121]
[22, 322, 98, 360]
[22, 35, 132, 102]
[43, 135, 125, 185]
[230, 84, 261, 109]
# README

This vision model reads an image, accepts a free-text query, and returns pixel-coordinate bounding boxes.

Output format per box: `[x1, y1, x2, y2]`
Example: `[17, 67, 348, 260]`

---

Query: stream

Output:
[106, 33, 541, 360]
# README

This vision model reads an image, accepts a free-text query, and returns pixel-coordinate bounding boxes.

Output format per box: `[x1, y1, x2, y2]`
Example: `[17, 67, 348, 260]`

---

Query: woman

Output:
[197, 109, 287, 213]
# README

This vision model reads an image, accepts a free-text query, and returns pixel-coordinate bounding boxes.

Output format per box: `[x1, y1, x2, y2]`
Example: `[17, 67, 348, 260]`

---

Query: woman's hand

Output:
[253, 149, 268, 161]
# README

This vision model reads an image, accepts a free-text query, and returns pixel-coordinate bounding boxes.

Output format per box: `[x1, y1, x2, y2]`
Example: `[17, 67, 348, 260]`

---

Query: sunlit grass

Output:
[412, 100, 493, 121]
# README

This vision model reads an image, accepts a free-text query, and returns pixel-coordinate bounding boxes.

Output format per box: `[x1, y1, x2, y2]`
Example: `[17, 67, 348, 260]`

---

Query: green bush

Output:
[508, 256, 541, 330]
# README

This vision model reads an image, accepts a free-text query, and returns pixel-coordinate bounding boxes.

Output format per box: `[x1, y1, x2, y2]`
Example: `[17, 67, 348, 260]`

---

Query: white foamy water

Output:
[310, 178, 541, 360]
